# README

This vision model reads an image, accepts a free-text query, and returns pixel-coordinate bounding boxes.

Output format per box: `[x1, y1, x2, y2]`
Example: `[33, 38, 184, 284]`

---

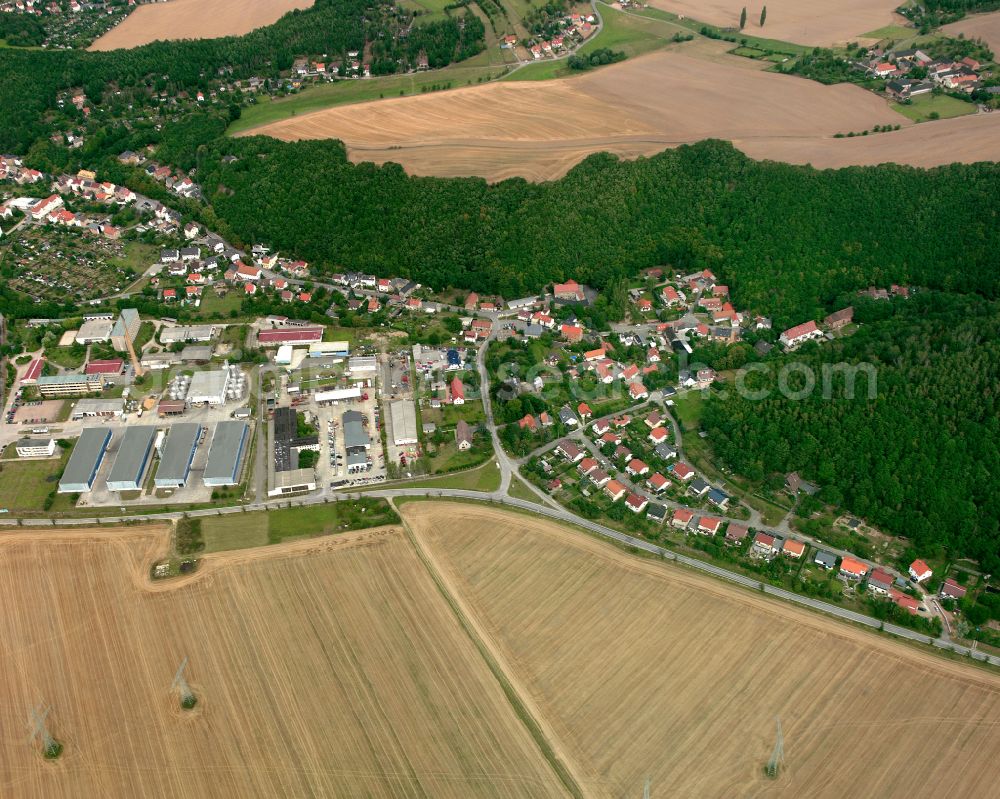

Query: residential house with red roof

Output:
[553, 278, 585, 301]
[672, 508, 694, 529]
[867, 568, 895, 595]
[940, 579, 967, 600]
[625, 493, 648, 513]
[839, 557, 870, 580]
[909, 559, 932, 583]
[779, 320, 823, 349]
[578, 457, 599, 475]
[647, 472, 669, 493]
[752, 532, 778, 557]
[649, 426, 668, 444]
[449, 377, 465, 405]
[561, 323, 584, 342]
[628, 381, 648, 401]
[671, 462, 695, 481]
[626, 458, 649, 477]
[725, 522, 749, 544]
[604, 479, 628, 502]
[783, 539, 806, 559]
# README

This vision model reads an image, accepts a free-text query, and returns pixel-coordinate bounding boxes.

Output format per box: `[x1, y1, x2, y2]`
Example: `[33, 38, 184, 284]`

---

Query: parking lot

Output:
[9, 399, 65, 426]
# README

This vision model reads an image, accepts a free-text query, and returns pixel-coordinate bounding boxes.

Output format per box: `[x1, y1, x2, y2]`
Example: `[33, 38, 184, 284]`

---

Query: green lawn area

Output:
[508, 474, 545, 504]
[199, 497, 400, 552]
[861, 24, 916, 42]
[112, 240, 158, 274]
[399, 0, 453, 23]
[890, 93, 977, 123]
[228, 61, 510, 134]
[404, 458, 501, 491]
[0, 452, 66, 512]
[426, 441, 492, 473]
[45, 344, 86, 370]
[195, 290, 244, 320]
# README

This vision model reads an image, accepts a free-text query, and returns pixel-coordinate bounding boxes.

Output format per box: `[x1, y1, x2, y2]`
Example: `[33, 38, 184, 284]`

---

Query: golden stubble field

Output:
[89, 0, 314, 51]
[246, 42, 1000, 181]
[644, 0, 903, 46]
[0, 523, 568, 798]
[405, 503, 1000, 799]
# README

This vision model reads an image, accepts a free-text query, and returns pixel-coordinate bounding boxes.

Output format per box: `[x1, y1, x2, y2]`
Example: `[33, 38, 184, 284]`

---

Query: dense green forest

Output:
[702, 293, 1000, 573]
[0, 0, 484, 152]
[0, 12, 47, 47]
[187, 135, 1000, 326]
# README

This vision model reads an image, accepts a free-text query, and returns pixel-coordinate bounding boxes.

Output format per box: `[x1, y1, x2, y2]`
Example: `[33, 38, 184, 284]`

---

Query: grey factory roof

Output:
[343, 410, 369, 451]
[204, 421, 249, 485]
[58, 427, 112, 492]
[106, 426, 157, 490]
[155, 423, 202, 486]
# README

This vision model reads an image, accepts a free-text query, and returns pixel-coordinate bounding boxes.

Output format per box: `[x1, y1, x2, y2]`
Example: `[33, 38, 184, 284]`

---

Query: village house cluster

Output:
[512, 11, 597, 61]
[859, 45, 994, 101]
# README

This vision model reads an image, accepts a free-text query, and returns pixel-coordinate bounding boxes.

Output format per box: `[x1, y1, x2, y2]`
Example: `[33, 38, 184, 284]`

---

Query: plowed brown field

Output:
[0, 524, 568, 798]
[405, 503, 1000, 799]
[89, 0, 313, 51]
[644, 0, 903, 46]
[941, 10, 1000, 55]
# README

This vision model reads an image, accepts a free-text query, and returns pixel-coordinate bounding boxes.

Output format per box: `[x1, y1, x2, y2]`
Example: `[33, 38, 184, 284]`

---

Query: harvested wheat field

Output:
[0, 524, 568, 798]
[737, 112, 1000, 169]
[247, 43, 907, 181]
[89, 0, 313, 51]
[644, 0, 903, 46]
[405, 503, 1000, 799]
[942, 10, 1000, 55]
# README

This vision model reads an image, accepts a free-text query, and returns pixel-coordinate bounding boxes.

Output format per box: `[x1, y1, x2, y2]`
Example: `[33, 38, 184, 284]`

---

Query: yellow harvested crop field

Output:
[89, 0, 313, 51]
[644, 0, 903, 46]
[0, 524, 568, 798]
[246, 44, 911, 182]
[405, 503, 1000, 799]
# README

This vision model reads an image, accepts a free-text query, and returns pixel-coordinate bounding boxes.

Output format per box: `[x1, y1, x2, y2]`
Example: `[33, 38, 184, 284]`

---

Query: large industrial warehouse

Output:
[186, 368, 231, 406]
[106, 426, 157, 492]
[389, 400, 418, 446]
[154, 423, 202, 489]
[203, 421, 249, 487]
[58, 428, 112, 493]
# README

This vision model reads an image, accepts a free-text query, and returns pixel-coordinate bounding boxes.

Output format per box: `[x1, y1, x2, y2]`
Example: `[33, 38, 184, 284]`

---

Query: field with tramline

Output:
[245, 41, 907, 181]
[0, 524, 567, 798]
[405, 503, 1000, 799]
[89, 0, 313, 51]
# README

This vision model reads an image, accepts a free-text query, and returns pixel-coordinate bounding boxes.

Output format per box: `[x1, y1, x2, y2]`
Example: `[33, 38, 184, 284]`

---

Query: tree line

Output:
[182, 134, 1000, 328]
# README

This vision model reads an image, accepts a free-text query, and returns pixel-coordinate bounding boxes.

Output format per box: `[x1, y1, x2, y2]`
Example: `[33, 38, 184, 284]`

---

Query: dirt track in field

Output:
[246, 43, 926, 181]
[404, 503, 1000, 799]
[89, 0, 313, 51]
[644, 0, 904, 46]
[0, 523, 568, 798]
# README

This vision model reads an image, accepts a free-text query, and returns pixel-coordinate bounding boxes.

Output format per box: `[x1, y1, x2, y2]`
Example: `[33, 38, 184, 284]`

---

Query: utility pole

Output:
[765, 717, 784, 779]
[172, 657, 197, 709]
[29, 704, 63, 759]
